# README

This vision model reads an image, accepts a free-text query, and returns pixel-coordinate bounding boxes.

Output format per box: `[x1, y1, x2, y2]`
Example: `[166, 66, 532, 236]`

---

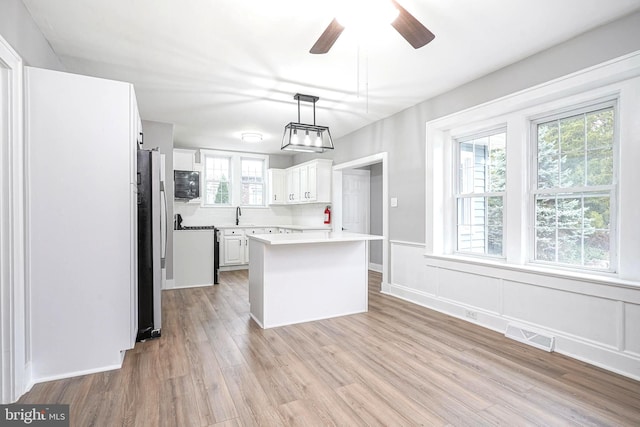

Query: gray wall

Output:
[142, 120, 175, 280]
[0, 0, 64, 70]
[296, 11, 640, 244]
[268, 153, 295, 169]
[369, 162, 383, 265]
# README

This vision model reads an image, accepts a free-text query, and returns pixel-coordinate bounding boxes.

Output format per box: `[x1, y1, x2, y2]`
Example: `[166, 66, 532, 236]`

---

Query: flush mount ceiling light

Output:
[241, 132, 263, 143]
[281, 93, 334, 153]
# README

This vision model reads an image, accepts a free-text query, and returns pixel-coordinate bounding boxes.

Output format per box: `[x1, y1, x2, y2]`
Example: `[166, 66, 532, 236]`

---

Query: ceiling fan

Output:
[310, 0, 435, 54]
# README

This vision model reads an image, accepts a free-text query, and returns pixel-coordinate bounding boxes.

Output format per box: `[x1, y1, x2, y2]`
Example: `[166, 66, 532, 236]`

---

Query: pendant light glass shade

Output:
[281, 94, 334, 153]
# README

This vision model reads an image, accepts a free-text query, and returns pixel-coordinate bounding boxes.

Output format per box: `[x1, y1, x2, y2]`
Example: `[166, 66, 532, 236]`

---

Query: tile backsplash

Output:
[173, 202, 328, 228]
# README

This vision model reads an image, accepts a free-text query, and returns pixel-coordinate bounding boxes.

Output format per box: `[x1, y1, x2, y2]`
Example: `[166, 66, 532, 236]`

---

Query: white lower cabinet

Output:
[223, 234, 244, 265]
[220, 228, 267, 267]
[220, 226, 324, 267]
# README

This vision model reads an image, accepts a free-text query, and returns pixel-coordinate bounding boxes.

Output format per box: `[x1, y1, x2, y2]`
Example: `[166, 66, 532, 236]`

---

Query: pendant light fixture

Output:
[281, 93, 334, 153]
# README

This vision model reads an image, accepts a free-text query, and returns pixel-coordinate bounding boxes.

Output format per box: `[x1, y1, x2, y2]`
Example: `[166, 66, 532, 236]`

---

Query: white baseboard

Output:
[168, 283, 214, 290]
[31, 362, 123, 386]
[164, 278, 175, 289]
[368, 262, 382, 273]
[219, 265, 249, 272]
[384, 281, 640, 382]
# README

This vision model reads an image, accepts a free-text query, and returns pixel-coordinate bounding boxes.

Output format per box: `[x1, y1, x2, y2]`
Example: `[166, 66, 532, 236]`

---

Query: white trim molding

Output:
[0, 34, 28, 403]
[418, 52, 640, 380]
[333, 152, 389, 290]
[386, 241, 640, 380]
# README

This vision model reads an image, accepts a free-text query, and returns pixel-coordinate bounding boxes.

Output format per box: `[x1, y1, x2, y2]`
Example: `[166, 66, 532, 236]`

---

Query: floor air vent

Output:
[505, 324, 555, 352]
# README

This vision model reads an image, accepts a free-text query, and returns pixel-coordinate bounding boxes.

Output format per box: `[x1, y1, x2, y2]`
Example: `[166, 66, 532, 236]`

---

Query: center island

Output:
[247, 231, 384, 329]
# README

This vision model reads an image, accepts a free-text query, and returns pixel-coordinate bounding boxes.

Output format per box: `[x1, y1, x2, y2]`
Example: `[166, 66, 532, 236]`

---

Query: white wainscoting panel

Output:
[387, 241, 640, 380]
[389, 241, 431, 294]
[438, 269, 501, 313]
[625, 303, 640, 356]
[503, 280, 618, 347]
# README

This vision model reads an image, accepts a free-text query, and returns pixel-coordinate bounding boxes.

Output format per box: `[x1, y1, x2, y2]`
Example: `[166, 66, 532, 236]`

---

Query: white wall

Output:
[0, 0, 65, 402]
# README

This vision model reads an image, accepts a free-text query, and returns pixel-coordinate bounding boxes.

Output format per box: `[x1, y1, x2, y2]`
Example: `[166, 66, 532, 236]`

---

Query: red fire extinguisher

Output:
[324, 205, 331, 224]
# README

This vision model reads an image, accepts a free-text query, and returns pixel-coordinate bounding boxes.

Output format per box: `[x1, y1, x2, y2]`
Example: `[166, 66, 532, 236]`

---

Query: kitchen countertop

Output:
[248, 231, 383, 245]
[213, 224, 332, 231]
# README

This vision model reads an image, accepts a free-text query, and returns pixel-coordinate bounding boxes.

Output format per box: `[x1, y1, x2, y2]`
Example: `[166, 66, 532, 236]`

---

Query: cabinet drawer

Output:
[223, 228, 243, 236]
[245, 228, 266, 235]
[263, 228, 278, 234]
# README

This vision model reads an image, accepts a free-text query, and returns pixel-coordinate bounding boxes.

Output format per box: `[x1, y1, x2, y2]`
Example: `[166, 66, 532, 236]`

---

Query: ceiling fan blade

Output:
[310, 18, 345, 54]
[390, 0, 435, 49]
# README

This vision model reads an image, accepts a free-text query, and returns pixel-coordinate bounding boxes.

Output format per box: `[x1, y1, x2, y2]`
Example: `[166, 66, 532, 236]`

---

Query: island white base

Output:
[249, 239, 368, 328]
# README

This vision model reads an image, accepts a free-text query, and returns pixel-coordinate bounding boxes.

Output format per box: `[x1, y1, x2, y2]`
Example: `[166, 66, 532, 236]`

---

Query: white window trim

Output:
[426, 50, 640, 282]
[200, 149, 269, 208]
[529, 99, 618, 272]
[240, 155, 267, 207]
[454, 126, 507, 258]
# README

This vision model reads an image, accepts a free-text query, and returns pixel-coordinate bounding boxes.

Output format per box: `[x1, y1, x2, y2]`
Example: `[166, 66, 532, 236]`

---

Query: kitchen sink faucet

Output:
[235, 206, 242, 225]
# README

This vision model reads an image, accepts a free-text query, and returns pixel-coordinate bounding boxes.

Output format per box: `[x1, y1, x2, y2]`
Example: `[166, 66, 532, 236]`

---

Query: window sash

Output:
[456, 194, 505, 256]
[454, 128, 507, 257]
[240, 158, 265, 206]
[530, 101, 617, 271]
[201, 150, 269, 207]
[203, 155, 231, 206]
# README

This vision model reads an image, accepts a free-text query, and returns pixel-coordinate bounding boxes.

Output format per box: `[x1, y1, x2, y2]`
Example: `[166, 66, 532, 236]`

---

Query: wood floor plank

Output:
[16, 270, 640, 426]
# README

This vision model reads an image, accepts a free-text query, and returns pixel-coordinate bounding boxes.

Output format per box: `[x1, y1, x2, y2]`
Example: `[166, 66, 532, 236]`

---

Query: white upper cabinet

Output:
[293, 159, 332, 204]
[267, 169, 286, 205]
[287, 166, 301, 203]
[263, 160, 334, 206]
[173, 149, 198, 171]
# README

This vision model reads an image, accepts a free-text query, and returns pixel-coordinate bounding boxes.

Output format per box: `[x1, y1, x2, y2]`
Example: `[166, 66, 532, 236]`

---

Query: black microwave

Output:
[174, 170, 200, 200]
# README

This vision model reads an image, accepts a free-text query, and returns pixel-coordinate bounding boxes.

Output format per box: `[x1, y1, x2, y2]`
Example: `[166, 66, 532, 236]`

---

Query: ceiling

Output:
[21, 0, 640, 154]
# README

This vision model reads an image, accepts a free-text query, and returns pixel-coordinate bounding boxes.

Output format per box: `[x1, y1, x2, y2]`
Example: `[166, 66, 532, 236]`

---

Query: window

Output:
[202, 150, 269, 207]
[533, 103, 615, 270]
[241, 158, 265, 206]
[455, 128, 506, 256]
[203, 155, 231, 206]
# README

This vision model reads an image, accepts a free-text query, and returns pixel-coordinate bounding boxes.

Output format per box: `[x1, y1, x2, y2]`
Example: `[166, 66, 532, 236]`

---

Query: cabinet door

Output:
[174, 149, 195, 171]
[314, 160, 332, 203]
[223, 236, 244, 265]
[268, 169, 286, 205]
[305, 163, 317, 201]
[287, 167, 300, 203]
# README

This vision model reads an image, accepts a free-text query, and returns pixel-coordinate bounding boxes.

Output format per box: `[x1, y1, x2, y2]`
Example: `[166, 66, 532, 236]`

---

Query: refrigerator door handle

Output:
[160, 183, 168, 265]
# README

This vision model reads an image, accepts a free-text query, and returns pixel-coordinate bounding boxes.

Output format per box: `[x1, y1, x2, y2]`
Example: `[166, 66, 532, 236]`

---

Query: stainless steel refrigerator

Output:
[137, 149, 166, 340]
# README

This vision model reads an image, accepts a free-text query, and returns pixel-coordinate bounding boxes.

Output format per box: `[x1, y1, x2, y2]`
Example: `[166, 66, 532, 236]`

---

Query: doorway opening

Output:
[0, 35, 27, 404]
[332, 153, 388, 289]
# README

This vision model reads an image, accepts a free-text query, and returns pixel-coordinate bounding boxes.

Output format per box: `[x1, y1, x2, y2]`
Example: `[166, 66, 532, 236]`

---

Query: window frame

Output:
[529, 99, 618, 272]
[454, 126, 507, 258]
[240, 156, 267, 207]
[201, 150, 269, 208]
[202, 153, 232, 207]
[426, 55, 640, 283]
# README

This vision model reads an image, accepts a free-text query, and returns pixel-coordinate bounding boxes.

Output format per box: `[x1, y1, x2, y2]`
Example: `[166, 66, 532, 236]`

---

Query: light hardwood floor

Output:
[20, 270, 640, 426]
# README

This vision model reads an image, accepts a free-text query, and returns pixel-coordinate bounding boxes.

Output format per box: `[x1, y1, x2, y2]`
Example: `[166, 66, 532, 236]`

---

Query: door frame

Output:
[341, 169, 370, 234]
[332, 152, 388, 289]
[0, 35, 28, 403]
